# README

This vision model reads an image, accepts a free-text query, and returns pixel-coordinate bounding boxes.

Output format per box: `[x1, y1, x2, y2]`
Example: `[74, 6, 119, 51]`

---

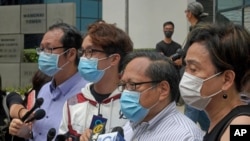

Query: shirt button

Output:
[46, 116, 49, 118]
[39, 133, 42, 135]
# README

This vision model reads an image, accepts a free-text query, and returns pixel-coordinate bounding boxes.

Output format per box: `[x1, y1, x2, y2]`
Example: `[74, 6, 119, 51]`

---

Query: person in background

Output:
[181, 1, 210, 132]
[184, 1, 209, 32]
[8, 22, 88, 141]
[58, 22, 133, 140]
[156, 21, 183, 105]
[155, 21, 182, 67]
[180, 22, 250, 141]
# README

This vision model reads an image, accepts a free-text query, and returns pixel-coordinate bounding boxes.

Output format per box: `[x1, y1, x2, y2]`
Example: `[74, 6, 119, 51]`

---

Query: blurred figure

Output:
[185, 1, 208, 31]
[182, 1, 210, 132]
[23, 70, 52, 110]
[180, 22, 250, 141]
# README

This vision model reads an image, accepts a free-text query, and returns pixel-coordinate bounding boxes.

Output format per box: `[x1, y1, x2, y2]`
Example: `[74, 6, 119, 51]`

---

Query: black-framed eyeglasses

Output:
[36, 46, 64, 55]
[78, 48, 106, 59]
[118, 80, 161, 92]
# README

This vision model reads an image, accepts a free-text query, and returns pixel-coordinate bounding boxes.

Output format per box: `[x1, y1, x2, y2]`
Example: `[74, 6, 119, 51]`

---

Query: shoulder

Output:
[156, 40, 165, 46]
[172, 41, 181, 47]
[231, 115, 250, 124]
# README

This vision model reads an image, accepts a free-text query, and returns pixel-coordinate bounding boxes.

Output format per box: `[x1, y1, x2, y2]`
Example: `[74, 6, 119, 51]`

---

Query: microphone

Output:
[55, 134, 66, 141]
[111, 126, 124, 138]
[47, 128, 56, 141]
[25, 109, 46, 123]
[21, 97, 44, 121]
[171, 48, 184, 61]
[97, 126, 125, 141]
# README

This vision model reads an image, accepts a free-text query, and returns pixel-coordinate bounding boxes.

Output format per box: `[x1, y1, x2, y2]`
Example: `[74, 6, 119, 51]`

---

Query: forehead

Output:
[164, 24, 173, 29]
[82, 35, 100, 49]
[185, 42, 212, 66]
[41, 29, 63, 45]
[122, 57, 151, 80]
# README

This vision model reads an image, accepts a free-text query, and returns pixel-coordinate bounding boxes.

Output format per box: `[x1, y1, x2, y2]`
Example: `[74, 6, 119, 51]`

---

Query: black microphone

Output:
[47, 128, 56, 141]
[171, 48, 184, 61]
[111, 126, 124, 138]
[25, 109, 46, 123]
[55, 134, 66, 141]
[97, 126, 125, 141]
[21, 97, 44, 121]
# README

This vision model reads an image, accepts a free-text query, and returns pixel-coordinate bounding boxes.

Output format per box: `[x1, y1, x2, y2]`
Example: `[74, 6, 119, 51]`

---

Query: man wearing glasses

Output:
[58, 22, 133, 140]
[119, 51, 204, 141]
[9, 22, 88, 140]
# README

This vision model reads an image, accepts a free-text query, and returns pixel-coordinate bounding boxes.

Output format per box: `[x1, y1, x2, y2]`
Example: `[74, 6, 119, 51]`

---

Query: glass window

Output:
[220, 9, 243, 25]
[81, 18, 98, 33]
[217, 0, 243, 10]
[81, 0, 100, 18]
[244, 6, 250, 30]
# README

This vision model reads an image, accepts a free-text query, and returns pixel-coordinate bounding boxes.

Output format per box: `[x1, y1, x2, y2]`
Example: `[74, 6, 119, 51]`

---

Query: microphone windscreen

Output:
[25, 109, 46, 123]
[111, 126, 124, 137]
[36, 97, 44, 107]
[21, 97, 44, 121]
[47, 128, 56, 138]
[34, 109, 46, 120]
[55, 134, 66, 141]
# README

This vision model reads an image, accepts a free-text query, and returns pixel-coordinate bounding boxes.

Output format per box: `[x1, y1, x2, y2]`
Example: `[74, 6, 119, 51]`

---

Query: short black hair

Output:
[48, 22, 83, 65]
[122, 50, 180, 102]
[163, 21, 174, 28]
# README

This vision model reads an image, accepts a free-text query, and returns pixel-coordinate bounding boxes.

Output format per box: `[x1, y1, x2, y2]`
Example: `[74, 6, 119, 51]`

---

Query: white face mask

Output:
[179, 72, 222, 110]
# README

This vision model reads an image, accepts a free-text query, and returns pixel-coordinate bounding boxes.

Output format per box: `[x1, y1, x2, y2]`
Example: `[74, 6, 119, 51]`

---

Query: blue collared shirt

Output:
[124, 102, 205, 141]
[31, 72, 88, 141]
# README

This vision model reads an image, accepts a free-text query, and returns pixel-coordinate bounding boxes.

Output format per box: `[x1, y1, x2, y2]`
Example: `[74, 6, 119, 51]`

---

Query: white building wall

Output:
[103, 0, 194, 49]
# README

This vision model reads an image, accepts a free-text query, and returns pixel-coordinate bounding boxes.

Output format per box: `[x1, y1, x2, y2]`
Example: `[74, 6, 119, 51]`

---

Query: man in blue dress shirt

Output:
[8, 22, 88, 140]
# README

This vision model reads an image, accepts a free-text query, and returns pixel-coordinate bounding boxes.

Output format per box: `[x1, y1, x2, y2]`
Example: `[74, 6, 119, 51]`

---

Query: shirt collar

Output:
[49, 72, 84, 99]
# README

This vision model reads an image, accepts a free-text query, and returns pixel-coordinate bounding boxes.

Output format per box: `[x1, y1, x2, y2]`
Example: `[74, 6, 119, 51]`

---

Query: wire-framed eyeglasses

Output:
[36, 46, 64, 55]
[118, 80, 161, 92]
[78, 48, 106, 59]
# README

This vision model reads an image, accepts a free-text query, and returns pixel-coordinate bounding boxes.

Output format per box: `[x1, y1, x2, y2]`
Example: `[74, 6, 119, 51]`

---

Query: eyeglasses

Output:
[118, 80, 161, 92]
[78, 48, 106, 59]
[36, 46, 64, 55]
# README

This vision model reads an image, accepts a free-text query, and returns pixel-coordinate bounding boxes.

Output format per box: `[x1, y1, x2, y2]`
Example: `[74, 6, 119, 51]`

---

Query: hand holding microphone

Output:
[21, 97, 44, 122]
[24, 109, 46, 123]
[171, 48, 184, 61]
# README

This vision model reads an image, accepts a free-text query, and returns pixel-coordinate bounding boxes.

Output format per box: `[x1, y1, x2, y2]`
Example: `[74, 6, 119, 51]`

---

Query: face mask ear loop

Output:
[203, 72, 222, 82]
[57, 49, 70, 70]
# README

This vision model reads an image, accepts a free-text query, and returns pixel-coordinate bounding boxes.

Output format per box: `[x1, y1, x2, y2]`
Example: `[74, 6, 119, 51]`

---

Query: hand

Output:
[79, 129, 92, 141]
[66, 137, 73, 141]
[173, 58, 182, 66]
[9, 118, 31, 139]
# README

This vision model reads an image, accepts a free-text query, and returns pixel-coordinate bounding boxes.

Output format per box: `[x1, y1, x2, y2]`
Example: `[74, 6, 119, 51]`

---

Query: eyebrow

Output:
[185, 59, 200, 66]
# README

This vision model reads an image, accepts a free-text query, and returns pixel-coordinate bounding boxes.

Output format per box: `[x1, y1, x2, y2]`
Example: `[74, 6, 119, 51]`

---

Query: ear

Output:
[67, 48, 77, 62]
[157, 80, 170, 101]
[221, 70, 235, 91]
[109, 53, 121, 66]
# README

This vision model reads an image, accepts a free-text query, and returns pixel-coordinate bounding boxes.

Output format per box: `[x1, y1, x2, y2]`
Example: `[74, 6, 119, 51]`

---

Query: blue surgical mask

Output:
[120, 87, 157, 123]
[38, 51, 68, 77]
[78, 56, 110, 83]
